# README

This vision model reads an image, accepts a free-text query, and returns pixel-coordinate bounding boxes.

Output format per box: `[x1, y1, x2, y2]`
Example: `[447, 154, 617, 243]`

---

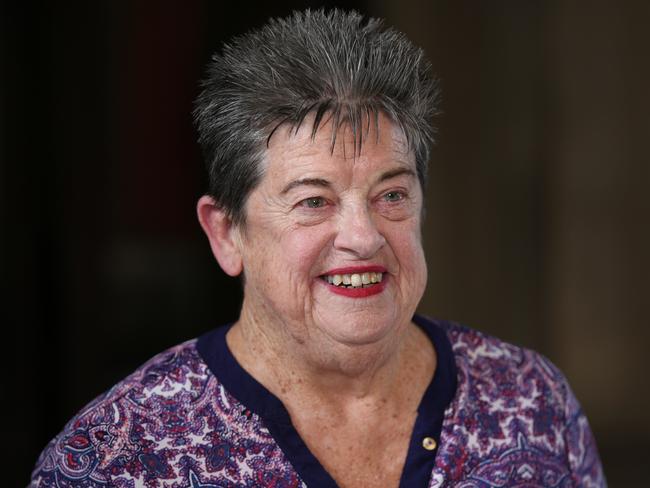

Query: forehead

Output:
[263, 112, 414, 182]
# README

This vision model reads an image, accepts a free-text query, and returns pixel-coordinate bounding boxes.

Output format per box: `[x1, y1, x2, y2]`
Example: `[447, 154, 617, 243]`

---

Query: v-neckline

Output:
[196, 315, 458, 487]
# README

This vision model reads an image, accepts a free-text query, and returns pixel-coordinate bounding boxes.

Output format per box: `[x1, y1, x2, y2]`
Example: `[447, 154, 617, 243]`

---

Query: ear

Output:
[197, 195, 243, 277]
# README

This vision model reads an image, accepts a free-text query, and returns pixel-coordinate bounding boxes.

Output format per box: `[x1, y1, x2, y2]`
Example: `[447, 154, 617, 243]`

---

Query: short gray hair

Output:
[194, 9, 440, 225]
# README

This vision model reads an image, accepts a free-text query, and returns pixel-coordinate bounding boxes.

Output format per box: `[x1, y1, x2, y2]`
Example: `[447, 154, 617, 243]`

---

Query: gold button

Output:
[422, 437, 437, 451]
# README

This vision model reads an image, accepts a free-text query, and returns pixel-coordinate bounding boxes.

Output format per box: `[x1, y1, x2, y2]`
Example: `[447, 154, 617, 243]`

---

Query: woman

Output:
[31, 10, 605, 487]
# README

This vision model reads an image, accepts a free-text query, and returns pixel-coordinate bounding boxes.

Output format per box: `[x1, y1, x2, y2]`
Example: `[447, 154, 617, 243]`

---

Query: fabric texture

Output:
[30, 317, 606, 487]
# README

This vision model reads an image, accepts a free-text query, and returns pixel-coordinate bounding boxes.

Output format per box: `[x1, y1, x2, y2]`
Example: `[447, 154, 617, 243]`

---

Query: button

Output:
[422, 437, 437, 451]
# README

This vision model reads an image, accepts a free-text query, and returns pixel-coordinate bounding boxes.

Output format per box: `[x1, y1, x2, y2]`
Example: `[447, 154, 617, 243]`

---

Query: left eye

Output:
[300, 197, 327, 208]
[383, 191, 404, 202]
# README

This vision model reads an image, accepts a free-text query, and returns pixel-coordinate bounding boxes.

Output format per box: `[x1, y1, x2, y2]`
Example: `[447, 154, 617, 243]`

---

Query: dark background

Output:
[3, 1, 649, 486]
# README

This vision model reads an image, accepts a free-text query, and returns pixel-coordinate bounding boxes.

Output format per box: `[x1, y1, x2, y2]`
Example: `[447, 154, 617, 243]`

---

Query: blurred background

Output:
[3, 1, 648, 486]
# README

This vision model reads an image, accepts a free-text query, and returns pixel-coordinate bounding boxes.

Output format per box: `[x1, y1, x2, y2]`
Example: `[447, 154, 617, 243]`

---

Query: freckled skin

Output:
[224, 114, 435, 488]
[235, 114, 426, 356]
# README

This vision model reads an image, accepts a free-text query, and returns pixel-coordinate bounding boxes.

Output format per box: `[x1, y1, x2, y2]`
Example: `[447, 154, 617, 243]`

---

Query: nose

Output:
[333, 203, 386, 259]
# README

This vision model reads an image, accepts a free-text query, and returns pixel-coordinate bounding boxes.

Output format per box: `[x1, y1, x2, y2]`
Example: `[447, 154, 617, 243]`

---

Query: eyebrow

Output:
[378, 167, 416, 183]
[280, 177, 331, 195]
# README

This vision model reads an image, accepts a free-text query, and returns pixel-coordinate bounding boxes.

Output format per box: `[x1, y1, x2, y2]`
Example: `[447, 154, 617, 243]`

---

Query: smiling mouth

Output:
[321, 272, 384, 288]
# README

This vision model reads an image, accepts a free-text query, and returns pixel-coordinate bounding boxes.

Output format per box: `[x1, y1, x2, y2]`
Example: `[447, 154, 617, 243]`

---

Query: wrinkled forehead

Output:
[265, 110, 412, 165]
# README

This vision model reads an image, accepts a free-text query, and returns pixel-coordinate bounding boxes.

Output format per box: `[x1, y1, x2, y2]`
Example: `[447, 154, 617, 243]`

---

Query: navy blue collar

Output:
[197, 315, 458, 487]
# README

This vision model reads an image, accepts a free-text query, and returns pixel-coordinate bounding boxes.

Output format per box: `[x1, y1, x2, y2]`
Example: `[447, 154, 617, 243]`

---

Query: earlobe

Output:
[196, 195, 243, 277]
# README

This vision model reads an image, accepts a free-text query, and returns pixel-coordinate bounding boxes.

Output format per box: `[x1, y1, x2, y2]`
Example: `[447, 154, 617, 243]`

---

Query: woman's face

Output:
[237, 114, 427, 352]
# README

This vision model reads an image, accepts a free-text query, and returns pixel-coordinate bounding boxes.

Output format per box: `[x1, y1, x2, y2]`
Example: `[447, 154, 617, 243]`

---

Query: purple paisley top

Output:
[30, 316, 606, 487]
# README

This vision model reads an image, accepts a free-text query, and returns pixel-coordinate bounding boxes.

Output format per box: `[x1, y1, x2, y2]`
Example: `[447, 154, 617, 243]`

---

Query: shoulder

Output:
[30, 334, 301, 488]
[439, 320, 577, 443]
[438, 319, 568, 399]
[30, 339, 216, 487]
[427, 319, 606, 486]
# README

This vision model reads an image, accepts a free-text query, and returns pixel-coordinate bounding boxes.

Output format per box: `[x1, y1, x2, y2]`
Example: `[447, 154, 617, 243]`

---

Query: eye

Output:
[299, 196, 327, 209]
[383, 190, 404, 202]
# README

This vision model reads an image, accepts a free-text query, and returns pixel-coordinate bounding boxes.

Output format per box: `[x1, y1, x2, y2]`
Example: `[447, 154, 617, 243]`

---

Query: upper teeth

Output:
[325, 272, 383, 288]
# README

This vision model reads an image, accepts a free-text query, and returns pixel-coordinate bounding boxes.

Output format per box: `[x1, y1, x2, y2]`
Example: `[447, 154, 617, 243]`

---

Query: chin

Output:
[317, 313, 403, 347]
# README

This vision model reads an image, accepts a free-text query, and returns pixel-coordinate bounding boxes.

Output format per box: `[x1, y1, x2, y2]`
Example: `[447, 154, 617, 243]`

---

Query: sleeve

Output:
[561, 377, 608, 487]
[28, 387, 124, 488]
[29, 408, 113, 488]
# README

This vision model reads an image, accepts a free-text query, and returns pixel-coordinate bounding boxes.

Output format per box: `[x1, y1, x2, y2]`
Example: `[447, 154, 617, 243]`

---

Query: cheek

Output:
[243, 222, 333, 302]
[389, 221, 427, 284]
[280, 226, 333, 277]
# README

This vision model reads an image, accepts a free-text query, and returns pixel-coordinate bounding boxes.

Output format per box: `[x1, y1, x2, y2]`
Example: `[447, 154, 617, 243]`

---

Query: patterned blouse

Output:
[30, 316, 606, 487]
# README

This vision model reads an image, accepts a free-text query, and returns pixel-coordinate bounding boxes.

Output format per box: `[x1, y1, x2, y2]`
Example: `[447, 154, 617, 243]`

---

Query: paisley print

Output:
[31, 341, 305, 488]
[30, 320, 606, 487]
[429, 323, 605, 487]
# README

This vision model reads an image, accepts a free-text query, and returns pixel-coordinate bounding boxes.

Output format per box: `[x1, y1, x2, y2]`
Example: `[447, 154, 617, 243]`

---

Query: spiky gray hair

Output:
[194, 9, 440, 225]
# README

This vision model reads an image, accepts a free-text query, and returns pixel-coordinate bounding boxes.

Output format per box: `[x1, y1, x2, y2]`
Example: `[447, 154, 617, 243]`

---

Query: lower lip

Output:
[322, 276, 387, 298]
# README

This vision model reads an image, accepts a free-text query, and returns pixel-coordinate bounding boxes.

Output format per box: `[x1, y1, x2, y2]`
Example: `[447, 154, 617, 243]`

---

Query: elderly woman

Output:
[31, 9, 605, 488]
